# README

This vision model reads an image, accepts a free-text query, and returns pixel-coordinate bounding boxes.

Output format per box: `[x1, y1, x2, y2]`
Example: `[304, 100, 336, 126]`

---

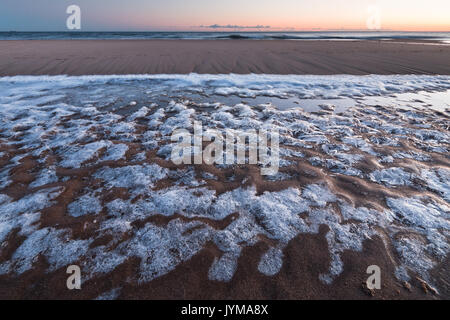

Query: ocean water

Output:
[1, 31, 449, 41]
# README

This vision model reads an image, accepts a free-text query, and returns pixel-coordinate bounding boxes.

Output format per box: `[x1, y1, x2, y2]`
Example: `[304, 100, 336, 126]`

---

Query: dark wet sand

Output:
[0, 40, 449, 76]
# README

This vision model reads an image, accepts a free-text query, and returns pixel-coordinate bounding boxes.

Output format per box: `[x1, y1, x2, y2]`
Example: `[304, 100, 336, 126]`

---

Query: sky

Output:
[0, 0, 449, 32]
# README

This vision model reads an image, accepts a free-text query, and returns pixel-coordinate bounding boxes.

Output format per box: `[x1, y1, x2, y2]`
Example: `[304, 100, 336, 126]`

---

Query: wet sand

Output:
[0, 76, 449, 299]
[1, 40, 450, 76]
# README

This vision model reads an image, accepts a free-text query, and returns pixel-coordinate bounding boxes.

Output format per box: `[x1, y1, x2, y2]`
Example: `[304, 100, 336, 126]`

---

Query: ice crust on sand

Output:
[369, 167, 415, 187]
[29, 168, 58, 188]
[1, 227, 91, 275]
[68, 194, 102, 217]
[60, 141, 112, 168]
[421, 168, 450, 202]
[0, 74, 449, 293]
[102, 143, 128, 161]
[94, 164, 169, 194]
[258, 246, 284, 276]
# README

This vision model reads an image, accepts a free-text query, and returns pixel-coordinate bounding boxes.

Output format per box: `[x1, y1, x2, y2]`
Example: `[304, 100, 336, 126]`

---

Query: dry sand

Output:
[1, 40, 449, 76]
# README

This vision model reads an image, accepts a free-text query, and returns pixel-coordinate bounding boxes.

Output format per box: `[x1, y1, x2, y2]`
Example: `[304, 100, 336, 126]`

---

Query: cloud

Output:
[200, 24, 271, 29]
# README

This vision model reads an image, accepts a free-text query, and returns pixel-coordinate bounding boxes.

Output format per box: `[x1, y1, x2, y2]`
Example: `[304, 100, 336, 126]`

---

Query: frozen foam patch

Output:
[235, 103, 256, 117]
[0, 194, 11, 205]
[324, 159, 364, 177]
[414, 129, 449, 143]
[394, 265, 411, 282]
[300, 134, 329, 145]
[340, 202, 394, 225]
[302, 184, 337, 207]
[124, 220, 211, 283]
[128, 106, 149, 121]
[279, 148, 305, 158]
[0, 184, 49, 245]
[394, 236, 436, 282]
[380, 155, 394, 163]
[387, 197, 450, 230]
[369, 168, 416, 187]
[1, 227, 91, 275]
[341, 136, 376, 155]
[258, 246, 284, 276]
[248, 188, 310, 240]
[150, 187, 217, 217]
[101, 143, 128, 162]
[208, 251, 241, 282]
[0, 207, 41, 246]
[103, 186, 217, 221]
[109, 122, 136, 137]
[148, 108, 165, 128]
[319, 253, 344, 285]
[160, 107, 195, 135]
[169, 168, 205, 187]
[305, 207, 376, 283]
[68, 194, 102, 217]
[335, 153, 364, 166]
[387, 196, 449, 283]
[421, 168, 450, 202]
[60, 141, 112, 168]
[29, 168, 58, 188]
[322, 143, 351, 155]
[94, 164, 168, 193]
[0, 187, 63, 216]
[393, 151, 431, 162]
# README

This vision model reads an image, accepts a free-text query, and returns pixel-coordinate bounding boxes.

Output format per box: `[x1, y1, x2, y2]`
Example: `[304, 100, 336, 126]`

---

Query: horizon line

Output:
[1, 29, 450, 33]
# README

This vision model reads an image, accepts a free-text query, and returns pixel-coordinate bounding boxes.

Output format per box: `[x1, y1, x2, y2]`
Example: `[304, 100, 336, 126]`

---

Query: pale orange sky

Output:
[1, 0, 449, 31]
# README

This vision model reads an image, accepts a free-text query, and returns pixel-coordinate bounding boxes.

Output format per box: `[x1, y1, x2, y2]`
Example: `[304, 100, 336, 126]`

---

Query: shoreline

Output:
[1, 39, 449, 76]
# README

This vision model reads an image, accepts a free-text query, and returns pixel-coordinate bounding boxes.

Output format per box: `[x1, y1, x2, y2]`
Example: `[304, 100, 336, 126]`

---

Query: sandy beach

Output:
[1, 39, 450, 76]
[2, 0, 450, 306]
[1, 35, 449, 302]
